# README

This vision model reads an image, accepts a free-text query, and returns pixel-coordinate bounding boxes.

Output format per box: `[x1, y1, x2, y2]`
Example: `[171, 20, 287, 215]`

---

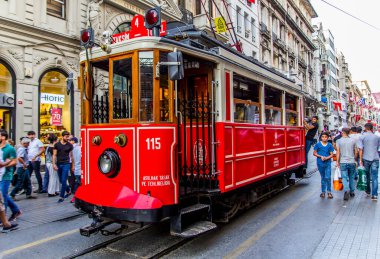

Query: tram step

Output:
[180, 203, 210, 215]
[171, 221, 217, 238]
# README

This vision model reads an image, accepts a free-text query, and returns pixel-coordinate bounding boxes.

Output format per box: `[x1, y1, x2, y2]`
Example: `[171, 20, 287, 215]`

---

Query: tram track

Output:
[63, 172, 317, 259]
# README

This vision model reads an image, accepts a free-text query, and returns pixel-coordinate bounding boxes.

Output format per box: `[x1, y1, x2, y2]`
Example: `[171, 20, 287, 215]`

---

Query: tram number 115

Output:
[146, 138, 161, 150]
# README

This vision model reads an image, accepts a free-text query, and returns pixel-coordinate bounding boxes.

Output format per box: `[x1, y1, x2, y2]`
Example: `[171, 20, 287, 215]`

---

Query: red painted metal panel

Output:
[287, 149, 301, 166]
[287, 128, 302, 147]
[224, 126, 233, 157]
[225, 71, 231, 121]
[266, 152, 286, 175]
[138, 127, 177, 204]
[235, 127, 264, 154]
[235, 156, 265, 185]
[265, 128, 285, 151]
[224, 161, 233, 188]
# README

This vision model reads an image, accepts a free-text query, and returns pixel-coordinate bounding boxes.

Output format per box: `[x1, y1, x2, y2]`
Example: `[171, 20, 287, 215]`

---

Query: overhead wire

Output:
[320, 0, 380, 32]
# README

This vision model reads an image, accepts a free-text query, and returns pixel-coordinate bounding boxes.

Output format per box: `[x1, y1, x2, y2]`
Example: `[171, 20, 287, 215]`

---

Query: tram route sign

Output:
[112, 14, 167, 44]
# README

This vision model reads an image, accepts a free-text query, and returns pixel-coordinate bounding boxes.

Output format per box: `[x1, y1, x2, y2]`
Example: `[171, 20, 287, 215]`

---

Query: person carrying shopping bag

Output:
[313, 132, 335, 199]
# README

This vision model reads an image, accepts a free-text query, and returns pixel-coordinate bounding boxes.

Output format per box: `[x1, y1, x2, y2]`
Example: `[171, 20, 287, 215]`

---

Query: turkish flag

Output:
[248, 0, 256, 3]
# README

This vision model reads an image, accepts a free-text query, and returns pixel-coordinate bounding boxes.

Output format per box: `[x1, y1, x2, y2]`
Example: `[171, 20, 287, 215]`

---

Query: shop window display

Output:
[40, 71, 70, 143]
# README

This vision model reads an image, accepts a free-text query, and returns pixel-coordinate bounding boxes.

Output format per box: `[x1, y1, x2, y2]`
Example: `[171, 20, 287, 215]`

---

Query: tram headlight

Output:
[98, 149, 120, 178]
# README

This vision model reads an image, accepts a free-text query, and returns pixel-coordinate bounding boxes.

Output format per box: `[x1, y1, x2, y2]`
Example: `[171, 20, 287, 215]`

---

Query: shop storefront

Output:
[39, 70, 73, 143]
[0, 62, 16, 140]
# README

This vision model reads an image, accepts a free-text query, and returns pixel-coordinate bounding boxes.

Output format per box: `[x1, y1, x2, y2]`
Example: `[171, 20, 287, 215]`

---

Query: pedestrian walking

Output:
[336, 128, 358, 201]
[46, 134, 60, 197]
[0, 130, 22, 221]
[53, 131, 74, 203]
[304, 116, 319, 171]
[69, 137, 81, 203]
[27, 131, 45, 193]
[349, 126, 361, 180]
[313, 132, 335, 199]
[0, 192, 18, 232]
[358, 123, 380, 201]
[10, 137, 35, 200]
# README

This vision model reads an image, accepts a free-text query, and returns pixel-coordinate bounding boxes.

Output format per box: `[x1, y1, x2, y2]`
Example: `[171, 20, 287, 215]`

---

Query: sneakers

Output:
[350, 192, 355, 197]
[2, 223, 18, 233]
[57, 198, 64, 203]
[64, 192, 72, 199]
[371, 196, 378, 201]
[70, 197, 75, 203]
[26, 195, 37, 199]
[8, 210, 22, 222]
[344, 191, 350, 201]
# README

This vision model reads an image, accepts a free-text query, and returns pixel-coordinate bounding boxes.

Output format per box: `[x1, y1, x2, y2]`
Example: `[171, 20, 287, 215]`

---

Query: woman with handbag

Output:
[45, 134, 60, 197]
[313, 132, 335, 199]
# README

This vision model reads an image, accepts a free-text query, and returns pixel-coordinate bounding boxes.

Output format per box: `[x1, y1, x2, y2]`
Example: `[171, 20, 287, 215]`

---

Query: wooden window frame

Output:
[47, 0, 66, 19]
[109, 53, 138, 124]
[234, 98, 261, 124]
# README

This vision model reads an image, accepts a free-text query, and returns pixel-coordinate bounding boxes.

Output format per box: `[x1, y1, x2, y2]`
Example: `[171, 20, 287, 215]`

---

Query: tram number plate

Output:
[145, 137, 161, 150]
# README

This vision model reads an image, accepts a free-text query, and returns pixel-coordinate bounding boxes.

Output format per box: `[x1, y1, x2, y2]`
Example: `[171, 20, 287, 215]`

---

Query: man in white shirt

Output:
[27, 131, 45, 193]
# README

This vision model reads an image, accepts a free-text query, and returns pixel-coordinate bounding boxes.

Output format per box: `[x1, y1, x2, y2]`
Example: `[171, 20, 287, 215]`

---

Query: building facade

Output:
[0, 0, 88, 142]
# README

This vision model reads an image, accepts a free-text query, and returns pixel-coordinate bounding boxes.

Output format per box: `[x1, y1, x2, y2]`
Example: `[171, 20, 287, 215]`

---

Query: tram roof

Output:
[80, 24, 303, 94]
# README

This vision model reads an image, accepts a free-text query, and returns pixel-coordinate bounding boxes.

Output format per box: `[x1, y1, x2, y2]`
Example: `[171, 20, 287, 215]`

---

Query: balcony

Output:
[260, 23, 270, 39]
[288, 49, 296, 59]
[298, 57, 307, 68]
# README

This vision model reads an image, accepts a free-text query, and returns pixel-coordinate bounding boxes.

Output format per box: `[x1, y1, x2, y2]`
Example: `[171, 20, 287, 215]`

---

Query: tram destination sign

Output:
[112, 14, 167, 44]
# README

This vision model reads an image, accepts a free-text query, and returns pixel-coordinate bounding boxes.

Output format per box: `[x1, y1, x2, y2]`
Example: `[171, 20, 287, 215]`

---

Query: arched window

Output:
[39, 70, 72, 142]
[0, 62, 15, 139]
[113, 22, 131, 34]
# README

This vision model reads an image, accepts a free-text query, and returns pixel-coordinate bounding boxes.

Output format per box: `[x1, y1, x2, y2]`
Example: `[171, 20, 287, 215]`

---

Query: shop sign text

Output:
[41, 93, 65, 105]
[0, 93, 14, 108]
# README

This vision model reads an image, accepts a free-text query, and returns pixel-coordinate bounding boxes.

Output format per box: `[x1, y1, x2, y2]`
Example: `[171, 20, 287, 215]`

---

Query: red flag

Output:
[248, 0, 255, 3]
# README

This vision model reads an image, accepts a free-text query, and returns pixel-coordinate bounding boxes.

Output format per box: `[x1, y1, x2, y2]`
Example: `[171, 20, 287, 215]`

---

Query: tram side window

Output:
[285, 93, 298, 126]
[113, 58, 132, 119]
[139, 51, 154, 122]
[233, 77, 260, 124]
[159, 52, 170, 122]
[264, 87, 282, 125]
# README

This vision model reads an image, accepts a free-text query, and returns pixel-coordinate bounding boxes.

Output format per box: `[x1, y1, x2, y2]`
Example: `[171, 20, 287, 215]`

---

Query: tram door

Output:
[177, 67, 218, 195]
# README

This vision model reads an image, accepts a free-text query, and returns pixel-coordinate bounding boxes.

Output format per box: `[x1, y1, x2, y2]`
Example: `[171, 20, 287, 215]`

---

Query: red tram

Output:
[75, 12, 305, 237]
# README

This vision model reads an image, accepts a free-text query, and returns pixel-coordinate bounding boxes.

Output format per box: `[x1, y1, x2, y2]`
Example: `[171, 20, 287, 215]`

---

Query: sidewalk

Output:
[307, 144, 380, 258]
[3, 171, 83, 232]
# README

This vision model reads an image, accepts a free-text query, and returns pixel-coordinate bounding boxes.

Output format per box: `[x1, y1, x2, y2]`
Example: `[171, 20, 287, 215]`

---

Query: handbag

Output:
[333, 167, 343, 191]
[357, 166, 367, 191]
[332, 154, 337, 161]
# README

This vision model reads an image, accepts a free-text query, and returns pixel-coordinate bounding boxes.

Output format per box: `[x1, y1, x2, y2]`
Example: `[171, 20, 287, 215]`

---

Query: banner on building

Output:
[51, 108, 62, 126]
[214, 17, 227, 33]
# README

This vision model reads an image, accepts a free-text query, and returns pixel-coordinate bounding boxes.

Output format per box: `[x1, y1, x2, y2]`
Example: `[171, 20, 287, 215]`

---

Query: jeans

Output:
[57, 163, 71, 198]
[10, 167, 32, 197]
[28, 161, 42, 191]
[340, 163, 356, 193]
[0, 180, 20, 214]
[73, 175, 81, 194]
[305, 139, 313, 169]
[363, 159, 379, 196]
[317, 162, 332, 193]
[42, 166, 50, 192]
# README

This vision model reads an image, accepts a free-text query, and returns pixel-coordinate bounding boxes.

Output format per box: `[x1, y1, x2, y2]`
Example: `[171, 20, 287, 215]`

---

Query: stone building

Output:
[257, 0, 318, 118]
[0, 0, 88, 141]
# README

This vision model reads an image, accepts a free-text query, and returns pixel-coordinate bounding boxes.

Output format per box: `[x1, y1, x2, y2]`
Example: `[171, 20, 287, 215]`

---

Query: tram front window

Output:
[112, 58, 133, 119]
[139, 51, 154, 122]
